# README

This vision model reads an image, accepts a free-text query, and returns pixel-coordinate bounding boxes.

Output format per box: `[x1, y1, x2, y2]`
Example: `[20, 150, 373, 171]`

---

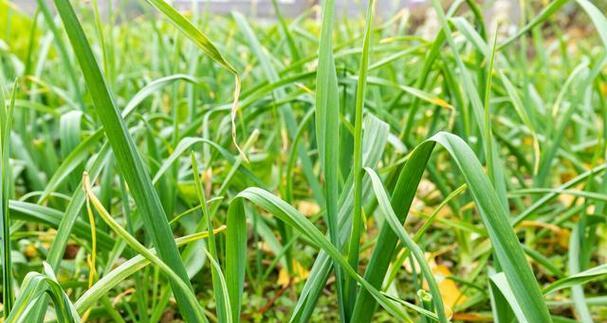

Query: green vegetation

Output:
[0, 0, 607, 321]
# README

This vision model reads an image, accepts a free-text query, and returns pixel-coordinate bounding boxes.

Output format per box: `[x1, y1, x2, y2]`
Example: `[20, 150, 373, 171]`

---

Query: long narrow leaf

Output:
[51, 0, 198, 319]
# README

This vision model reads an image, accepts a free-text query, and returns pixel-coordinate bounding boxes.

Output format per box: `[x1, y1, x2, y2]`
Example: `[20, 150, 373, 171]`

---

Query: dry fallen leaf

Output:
[431, 264, 467, 309]
[403, 253, 467, 312]
[297, 200, 320, 216]
[277, 260, 310, 288]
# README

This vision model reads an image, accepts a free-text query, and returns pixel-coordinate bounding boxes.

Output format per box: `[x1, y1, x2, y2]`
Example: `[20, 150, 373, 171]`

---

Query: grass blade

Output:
[192, 153, 230, 323]
[6, 263, 79, 323]
[544, 264, 607, 295]
[0, 82, 15, 316]
[345, 0, 376, 314]
[364, 167, 448, 322]
[232, 11, 323, 204]
[567, 225, 592, 321]
[353, 132, 552, 322]
[141, 0, 243, 156]
[226, 187, 438, 322]
[576, 0, 607, 49]
[291, 114, 389, 322]
[489, 272, 526, 322]
[314, 0, 346, 320]
[75, 227, 225, 314]
[82, 173, 208, 322]
[51, 0, 199, 319]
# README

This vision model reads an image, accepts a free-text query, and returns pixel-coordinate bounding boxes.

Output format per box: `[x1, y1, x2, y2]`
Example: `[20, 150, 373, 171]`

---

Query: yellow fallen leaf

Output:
[277, 267, 289, 287]
[297, 200, 320, 216]
[406, 255, 467, 312]
[277, 260, 310, 288]
[432, 265, 467, 309]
